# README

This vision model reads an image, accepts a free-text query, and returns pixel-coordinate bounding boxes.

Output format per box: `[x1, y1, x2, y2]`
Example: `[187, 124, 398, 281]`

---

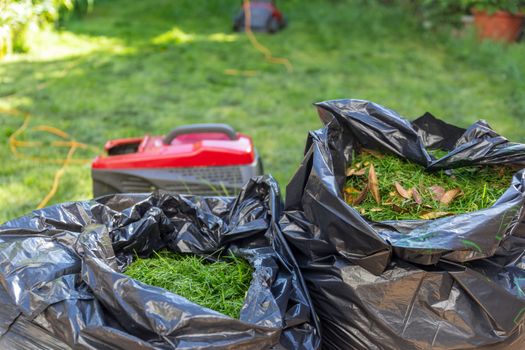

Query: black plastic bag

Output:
[0, 176, 320, 349]
[281, 99, 525, 349]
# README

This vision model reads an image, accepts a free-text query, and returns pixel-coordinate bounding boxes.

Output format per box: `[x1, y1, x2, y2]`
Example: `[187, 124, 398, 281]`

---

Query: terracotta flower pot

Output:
[472, 9, 524, 43]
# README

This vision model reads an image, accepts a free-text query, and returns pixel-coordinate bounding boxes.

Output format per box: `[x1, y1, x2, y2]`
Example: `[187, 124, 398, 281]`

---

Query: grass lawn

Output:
[1, 0, 524, 223]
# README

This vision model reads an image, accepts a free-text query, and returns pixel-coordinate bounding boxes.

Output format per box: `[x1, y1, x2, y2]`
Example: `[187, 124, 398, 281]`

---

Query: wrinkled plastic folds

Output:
[281, 99, 525, 349]
[0, 176, 320, 349]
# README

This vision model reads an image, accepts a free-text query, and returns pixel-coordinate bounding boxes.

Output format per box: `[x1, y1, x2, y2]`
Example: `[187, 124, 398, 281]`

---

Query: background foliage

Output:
[392, 0, 525, 30]
[0, 0, 92, 55]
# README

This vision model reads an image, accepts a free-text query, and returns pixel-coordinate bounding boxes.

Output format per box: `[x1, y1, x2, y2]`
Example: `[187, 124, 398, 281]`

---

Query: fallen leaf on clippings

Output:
[395, 182, 412, 200]
[429, 185, 446, 201]
[420, 211, 453, 220]
[412, 188, 423, 205]
[362, 148, 385, 159]
[344, 187, 360, 195]
[346, 167, 367, 176]
[368, 164, 380, 204]
[352, 185, 369, 205]
[440, 188, 462, 206]
[392, 204, 408, 213]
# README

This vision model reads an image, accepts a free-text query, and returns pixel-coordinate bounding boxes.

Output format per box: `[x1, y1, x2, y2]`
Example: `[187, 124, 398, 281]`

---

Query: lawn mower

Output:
[233, 0, 287, 33]
[91, 123, 263, 197]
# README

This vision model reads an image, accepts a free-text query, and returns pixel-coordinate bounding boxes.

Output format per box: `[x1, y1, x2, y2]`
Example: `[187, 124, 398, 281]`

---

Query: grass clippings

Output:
[344, 150, 517, 221]
[124, 250, 253, 318]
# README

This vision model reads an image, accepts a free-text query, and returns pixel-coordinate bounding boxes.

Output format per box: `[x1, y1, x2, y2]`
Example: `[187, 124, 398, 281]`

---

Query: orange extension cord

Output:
[242, 0, 293, 72]
[226, 0, 293, 75]
[2, 108, 98, 209]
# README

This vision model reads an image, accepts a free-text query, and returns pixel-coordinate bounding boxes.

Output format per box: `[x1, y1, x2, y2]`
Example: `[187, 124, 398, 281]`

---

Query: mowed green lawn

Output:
[1, 0, 524, 223]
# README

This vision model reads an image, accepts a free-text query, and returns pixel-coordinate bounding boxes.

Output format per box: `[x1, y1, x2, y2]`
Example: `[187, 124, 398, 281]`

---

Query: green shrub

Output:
[0, 0, 94, 55]
[417, 0, 471, 29]
[468, 0, 525, 14]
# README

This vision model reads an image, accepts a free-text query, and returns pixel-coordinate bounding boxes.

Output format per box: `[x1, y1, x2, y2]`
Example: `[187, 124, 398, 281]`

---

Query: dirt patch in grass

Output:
[124, 250, 253, 318]
[344, 150, 517, 221]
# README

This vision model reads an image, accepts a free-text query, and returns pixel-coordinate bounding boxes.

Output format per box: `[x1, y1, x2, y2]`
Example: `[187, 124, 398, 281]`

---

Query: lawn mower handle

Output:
[163, 124, 238, 144]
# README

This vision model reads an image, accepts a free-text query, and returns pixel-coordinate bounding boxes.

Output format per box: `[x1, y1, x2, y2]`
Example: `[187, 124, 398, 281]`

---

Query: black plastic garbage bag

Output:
[0, 176, 320, 350]
[281, 99, 525, 349]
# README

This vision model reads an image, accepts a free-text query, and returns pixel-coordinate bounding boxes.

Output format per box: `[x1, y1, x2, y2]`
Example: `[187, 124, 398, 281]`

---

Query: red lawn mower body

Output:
[92, 124, 263, 197]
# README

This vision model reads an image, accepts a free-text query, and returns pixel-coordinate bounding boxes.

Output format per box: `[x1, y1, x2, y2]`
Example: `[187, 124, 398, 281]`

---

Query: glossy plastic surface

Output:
[92, 131, 256, 169]
[282, 99, 525, 350]
[0, 176, 320, 349]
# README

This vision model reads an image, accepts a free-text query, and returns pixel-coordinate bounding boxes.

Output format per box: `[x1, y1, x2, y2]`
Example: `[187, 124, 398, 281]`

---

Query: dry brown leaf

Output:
[394, 182, 412, 200]
[368, 164, 380, 204]
[429, 185, 445, 201]
[346, 167, 366, 176]
[392, 204, 407, 213]
[352, 185, 369, 205]
[362, 148, 385, 159]
[440, 188, 461, 206]
[344, 187, 360, 195]
[420, 211, 453, 220]
[412, 188, 423, 205]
